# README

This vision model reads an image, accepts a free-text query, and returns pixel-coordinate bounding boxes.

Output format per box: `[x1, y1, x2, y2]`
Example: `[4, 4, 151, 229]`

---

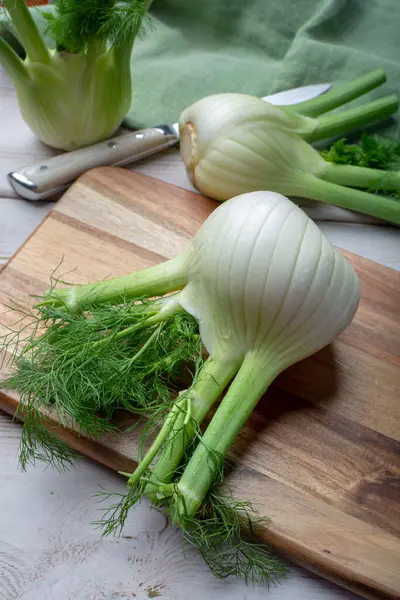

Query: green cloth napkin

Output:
[2, 0, 399, 134]
[127, 0, 400, 134]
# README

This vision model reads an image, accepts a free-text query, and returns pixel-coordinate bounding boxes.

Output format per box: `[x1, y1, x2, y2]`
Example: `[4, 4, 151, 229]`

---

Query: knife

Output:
[8, 83, 331, 201]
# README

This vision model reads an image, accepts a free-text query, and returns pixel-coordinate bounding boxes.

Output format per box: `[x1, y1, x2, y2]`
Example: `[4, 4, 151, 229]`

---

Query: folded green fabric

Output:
[1, 0, 399, 134]
[129, 0, 399, 133]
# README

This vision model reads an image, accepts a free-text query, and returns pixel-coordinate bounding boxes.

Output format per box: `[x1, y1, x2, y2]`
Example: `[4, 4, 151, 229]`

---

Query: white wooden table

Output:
[1, 66, 399, 600]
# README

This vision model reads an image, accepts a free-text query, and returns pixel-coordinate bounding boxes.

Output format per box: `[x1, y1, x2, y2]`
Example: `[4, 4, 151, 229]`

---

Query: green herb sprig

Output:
[0, 0, 153, 149]
[322, 134, 400, 171]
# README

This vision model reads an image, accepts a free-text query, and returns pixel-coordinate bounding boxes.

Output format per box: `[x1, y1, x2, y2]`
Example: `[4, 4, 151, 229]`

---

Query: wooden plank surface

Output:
[0, 168, 399, 600]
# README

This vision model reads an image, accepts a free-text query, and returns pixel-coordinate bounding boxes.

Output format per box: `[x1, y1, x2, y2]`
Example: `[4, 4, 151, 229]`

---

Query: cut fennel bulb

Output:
[179, 91, 400, 224]
[2, 191, 360, 584]
[0, 0, 151, 150]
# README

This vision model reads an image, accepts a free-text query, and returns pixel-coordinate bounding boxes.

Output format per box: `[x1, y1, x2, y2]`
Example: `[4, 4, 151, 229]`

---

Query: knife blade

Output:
[8, 83, 331, 201]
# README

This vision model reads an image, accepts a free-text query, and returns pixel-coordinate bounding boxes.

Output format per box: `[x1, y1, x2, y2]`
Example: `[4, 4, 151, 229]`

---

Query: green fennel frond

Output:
[174, 433, 286, 584]
[1, 292, 201, 468]
[181, 489, 286, 585]
[322, 134, 400, 172]
[18, 408, 79, 472]
[44, 0, 152, 53]
[93, 484, 146, 536]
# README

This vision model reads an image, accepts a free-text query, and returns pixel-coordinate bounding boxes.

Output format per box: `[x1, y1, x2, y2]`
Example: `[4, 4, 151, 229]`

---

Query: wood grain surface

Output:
[0, 168, 399, 600]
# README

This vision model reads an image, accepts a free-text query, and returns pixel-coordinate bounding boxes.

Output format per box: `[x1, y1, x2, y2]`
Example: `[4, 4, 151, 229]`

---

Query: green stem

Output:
[113, 33, 135, 70]
[2, 0, 50, 64]
[305, 95, 399, 143]
[292, 69, 386, 117]
[0, 36, 29, 84]
[125, 322, 163, 363]
[174, 353, 278, 519]
[91, 312, 166, 349]
[144, 357, 240, 501]
[127, 393, 186, 488]
[141, 479, 175, 498]
[302, 175, 400, 224]
[37, 257, 188, 311]
[320, 162, 400, 193]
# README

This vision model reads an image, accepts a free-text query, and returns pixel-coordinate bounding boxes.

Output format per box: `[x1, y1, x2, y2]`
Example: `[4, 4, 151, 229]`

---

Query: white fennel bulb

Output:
[179, 190, 359, 372]
[179, 92, 400, 224]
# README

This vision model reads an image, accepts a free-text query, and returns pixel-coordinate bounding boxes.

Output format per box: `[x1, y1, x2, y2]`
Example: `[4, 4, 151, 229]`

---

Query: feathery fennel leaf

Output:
[18, 408, 79, 472]
[322, 134, 400, 171]
[1, 293, 201, 468]
[183, 492, 286, 586]
[95, 444, 286, 585]
[43, 0, 152, 53]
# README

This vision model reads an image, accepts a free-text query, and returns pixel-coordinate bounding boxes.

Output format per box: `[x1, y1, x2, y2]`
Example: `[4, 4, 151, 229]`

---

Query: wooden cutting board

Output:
[0, 168, 399, 600]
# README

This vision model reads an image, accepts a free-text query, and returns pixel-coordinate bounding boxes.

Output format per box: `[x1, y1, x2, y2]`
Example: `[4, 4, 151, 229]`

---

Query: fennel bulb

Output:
[179, 91, 400, 224]
[0, 0, 151, 150]
[2, 191, 360, 583]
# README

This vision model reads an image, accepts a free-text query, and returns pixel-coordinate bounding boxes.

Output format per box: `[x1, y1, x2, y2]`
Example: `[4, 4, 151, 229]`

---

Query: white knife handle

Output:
[7, 126, 179, 201]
